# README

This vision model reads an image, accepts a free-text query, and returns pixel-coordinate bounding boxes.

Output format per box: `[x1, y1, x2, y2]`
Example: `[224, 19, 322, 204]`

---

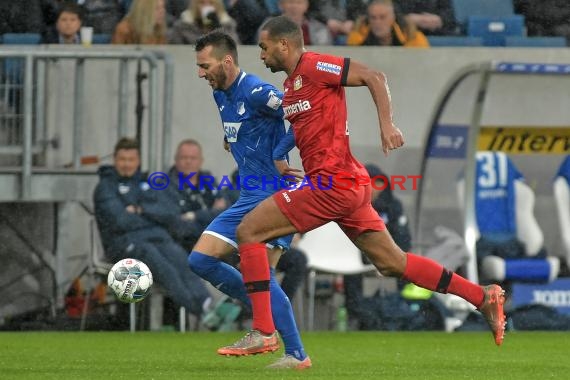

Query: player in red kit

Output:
[222, 15, 505, 354]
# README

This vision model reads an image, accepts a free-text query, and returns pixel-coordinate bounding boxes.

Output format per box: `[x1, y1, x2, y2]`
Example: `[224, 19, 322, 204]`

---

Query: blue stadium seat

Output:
[505, 36, 567, 47]
[1, 33, 42, 45]
[92, 34, 112, 44]
[427, 36, 483, 47]
[452, 0, 515, 33]
[1, 34, 41, 87]
[468, 15, 525, 46]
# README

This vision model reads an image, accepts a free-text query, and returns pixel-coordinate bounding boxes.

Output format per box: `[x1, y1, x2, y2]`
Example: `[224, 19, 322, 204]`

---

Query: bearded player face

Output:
[196, 45, 229, 90]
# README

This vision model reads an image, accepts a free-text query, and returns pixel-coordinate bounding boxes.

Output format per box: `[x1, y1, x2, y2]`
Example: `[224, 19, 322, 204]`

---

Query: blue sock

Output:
[270, 268, 307, 361]
[188, 251, 250, 306]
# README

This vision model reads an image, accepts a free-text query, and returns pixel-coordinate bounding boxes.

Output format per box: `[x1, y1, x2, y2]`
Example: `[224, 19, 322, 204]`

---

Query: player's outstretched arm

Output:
[345, 60, 404, 156]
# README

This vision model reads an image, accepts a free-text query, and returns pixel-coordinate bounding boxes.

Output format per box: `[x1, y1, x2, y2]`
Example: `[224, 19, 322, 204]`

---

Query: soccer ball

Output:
[107, 258, 153, 303]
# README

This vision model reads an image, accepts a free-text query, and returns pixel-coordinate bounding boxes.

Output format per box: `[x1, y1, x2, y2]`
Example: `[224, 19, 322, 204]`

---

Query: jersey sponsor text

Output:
[283, 100, 311, 118]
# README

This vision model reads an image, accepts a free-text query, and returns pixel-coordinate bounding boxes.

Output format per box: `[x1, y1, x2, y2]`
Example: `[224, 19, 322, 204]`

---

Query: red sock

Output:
[239, 242, 275, 334]
[403, 253, 484, 307]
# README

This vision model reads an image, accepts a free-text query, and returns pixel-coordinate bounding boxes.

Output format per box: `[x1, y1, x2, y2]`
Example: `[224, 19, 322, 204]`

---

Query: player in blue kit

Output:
[187, 31, 310, 370]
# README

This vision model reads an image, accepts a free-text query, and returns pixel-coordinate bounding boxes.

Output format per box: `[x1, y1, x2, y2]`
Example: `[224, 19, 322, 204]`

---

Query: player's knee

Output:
[188, 251, 216, 276]
[236, 221, 254, 243]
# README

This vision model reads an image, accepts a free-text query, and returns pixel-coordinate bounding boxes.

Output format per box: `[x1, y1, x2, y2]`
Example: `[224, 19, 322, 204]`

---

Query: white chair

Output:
[513, 180, 544, 257]
[554, 176, 570, 267]
[296, 222, 377, 330]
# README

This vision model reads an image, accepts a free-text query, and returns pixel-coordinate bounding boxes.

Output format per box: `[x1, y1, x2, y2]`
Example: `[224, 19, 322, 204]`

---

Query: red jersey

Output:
[282, 51, 367, 179]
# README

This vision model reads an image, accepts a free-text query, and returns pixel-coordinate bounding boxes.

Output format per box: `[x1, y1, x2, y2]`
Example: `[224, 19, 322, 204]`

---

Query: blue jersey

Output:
[475, 151, 523, 239]
[205, 71, 293, 250]
[214, 71, 288, 198]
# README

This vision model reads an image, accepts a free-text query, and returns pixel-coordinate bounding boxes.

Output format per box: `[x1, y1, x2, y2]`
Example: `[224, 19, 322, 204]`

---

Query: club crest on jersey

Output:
[294, 75, 302, 91]
[237, 102, 245, 115]
[316, 61, 341, 75]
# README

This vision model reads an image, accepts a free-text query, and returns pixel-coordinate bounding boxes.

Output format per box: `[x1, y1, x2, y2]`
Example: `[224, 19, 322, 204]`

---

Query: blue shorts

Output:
[203, 195, 293, 251]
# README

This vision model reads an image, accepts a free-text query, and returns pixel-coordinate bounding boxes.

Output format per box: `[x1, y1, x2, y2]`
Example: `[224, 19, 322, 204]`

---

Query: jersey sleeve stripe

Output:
[341, 57, 350, 86]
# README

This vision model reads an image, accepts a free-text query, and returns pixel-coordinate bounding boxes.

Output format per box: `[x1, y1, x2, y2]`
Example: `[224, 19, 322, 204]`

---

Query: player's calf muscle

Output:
[356, 231, 406, 276]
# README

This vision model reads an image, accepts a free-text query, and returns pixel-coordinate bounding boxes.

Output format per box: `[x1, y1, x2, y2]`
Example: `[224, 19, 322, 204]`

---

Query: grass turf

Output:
[0, 331, 567, 379]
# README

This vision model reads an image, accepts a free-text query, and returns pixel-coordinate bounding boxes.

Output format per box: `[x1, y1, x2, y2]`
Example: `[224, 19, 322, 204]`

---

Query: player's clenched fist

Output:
[381, 125, 404, 156]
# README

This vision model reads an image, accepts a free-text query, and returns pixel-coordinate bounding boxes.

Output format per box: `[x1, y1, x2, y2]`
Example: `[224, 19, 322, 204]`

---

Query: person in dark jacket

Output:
[93, 137, 211, 317]
[143, 139, 227, 252]
[514, 0, 570, 45]
[343, 163, 412, 328]
[0, 0, 47, 35]
[226, 0, 268, 45]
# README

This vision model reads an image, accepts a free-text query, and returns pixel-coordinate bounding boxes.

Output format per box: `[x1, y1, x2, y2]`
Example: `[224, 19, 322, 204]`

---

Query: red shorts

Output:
[273, 179, 386, 241]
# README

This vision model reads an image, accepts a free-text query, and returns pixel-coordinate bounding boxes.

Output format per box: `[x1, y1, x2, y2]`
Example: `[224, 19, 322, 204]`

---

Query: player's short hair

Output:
[113, 137, 140, 156]
[195, 30, 238, 64]
[260, 16, 303, 47]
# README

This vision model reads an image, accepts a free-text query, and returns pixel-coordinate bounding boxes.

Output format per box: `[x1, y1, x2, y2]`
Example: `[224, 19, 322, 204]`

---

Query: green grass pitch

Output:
[1, 331, 568, 379]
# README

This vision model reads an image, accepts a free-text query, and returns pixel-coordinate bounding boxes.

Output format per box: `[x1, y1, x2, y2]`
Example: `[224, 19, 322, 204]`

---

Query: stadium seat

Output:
[457, 151, 559, 283]
[427, 36, 483, 47]
[1, 33, 42, 45]
[452, 0, 515, 33]
[92, 34, 112, 44]
[296, 222, 377, 330]
[0, 34, 42, 111]
[505, 36, 567, 47]
[554, 156, 570, 268]
[468, 15, 525, 46]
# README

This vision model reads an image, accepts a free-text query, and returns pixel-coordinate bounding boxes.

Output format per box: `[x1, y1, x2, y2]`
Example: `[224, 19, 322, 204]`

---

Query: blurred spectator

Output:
[309, 0, 356, 44]
[166, 0, 189, 19]
[514, 0, 570, 45]
[0, 0, 47, 35]
[73, 0, 126, 34]
[394, 0, 456, 36]
[273, 0, 333, 45]
[94, 137, 212, 318]
[165, 0, 189, 27]
[43, 2, 83, 44]
[143, 139, 227, 252]
[347, 0, 429, 47]
[112, 0, 167, 44]
[123, 0, 189, 26]
[226, 0, 268, 44]
[343, 164, 412, 328]
[169, 0, 239, 44]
